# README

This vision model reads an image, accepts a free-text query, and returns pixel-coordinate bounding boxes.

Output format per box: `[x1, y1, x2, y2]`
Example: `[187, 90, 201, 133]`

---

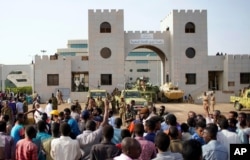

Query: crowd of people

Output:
[0, 91, 250, 160]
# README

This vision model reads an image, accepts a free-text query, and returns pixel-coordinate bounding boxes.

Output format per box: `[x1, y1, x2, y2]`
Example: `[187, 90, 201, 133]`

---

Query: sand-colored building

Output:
[1, 9, 249, 103]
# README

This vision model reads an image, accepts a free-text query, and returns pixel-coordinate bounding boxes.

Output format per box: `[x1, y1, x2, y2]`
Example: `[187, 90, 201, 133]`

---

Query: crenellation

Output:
[89, 9, 122, 14]
[125, 30, 166, 34]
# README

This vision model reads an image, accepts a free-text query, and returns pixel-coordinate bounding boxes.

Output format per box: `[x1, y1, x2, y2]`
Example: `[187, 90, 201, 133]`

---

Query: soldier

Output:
[51, 93, 58, 110]
[110, 93, 117, 113]
[210, 92, 216, 112]
[119, 97, 126, 124]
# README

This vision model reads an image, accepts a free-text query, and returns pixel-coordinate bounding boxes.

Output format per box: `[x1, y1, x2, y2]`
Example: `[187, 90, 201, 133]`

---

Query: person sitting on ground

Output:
[153, 132, 183, 160]
[182, 139, 202, 160]
[114, 137, 142, 160]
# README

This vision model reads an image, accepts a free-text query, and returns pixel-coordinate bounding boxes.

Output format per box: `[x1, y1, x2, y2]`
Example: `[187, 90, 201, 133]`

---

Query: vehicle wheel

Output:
[234, 102, 242, 111]
[178, 98, 183, 103]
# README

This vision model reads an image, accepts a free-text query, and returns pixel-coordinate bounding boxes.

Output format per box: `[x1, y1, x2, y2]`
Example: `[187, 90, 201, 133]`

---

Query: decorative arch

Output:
[100, 22, 111, 33]
[185, 22, 195, 33]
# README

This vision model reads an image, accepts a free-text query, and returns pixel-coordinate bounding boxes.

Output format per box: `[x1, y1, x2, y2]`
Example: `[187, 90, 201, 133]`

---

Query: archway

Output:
[125, 45, 168, 86]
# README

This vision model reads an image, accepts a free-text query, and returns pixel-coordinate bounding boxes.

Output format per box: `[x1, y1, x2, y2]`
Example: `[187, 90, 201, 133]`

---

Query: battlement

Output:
[173, 9, 207, 14]
[88, 9, 123, 14]
[162, 9, 207, 22]
[226, 54, 250, 60]
[125, 31, 166, 34]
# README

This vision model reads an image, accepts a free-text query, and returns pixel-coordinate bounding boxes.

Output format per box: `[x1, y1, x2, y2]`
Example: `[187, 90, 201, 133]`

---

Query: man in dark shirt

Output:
[90, 125, 121, 160]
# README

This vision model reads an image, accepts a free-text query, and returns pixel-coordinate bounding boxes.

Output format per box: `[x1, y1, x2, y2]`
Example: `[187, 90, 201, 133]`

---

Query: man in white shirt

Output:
[202, 123, 228, 160]
[34, 102, 44, 123]
[217, 118, 241, 158]
[45, 99, 53, 119]
[51, 123, 81, 160]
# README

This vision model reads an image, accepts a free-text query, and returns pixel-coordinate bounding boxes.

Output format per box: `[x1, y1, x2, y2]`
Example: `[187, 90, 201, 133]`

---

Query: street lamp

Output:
[41, 50, 46, 55]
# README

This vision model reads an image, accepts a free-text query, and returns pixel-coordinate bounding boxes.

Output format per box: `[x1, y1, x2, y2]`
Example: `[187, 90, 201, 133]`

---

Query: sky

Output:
[0, 0, 249, 65]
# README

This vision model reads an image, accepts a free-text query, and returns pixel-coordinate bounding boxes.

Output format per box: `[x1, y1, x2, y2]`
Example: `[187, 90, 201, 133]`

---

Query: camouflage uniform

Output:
[119, 100, 126, 124]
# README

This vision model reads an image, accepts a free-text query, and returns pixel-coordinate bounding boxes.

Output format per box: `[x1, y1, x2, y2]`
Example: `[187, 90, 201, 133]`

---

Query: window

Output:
[137, 69, 150, 72]
[70, 44, 88, 48]
[72, 72, 89, 92]
[47, 74, 59, 86]
[81, 56, 89, 61]
[100, 47, 111, 58]
[228, 81, 235, 86]
[186, 73, 196, 84]
[185, 47, 196, 58]
[101, 74, 112, 85]
[16, 79, 27, 82]
[185, 22, 195, 33]
[100, 22, 111, 33]
[240, 73, 250, 84]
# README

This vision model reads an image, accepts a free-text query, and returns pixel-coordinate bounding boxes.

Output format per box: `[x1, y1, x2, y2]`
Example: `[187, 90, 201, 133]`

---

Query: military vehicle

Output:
[159, 82, 184, 102]
[230, 89, 250, 111]
[88, 89, 108, 101]
[114, 89, 147, 111]
[131, 76, 159, 103]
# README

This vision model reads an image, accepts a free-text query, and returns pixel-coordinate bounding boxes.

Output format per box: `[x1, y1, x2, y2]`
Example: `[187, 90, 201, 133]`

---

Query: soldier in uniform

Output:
[51, 93, 58, 110]
[119, 97, 126, 125]
[110, 93, 117, 113]
[210, 92, 216, 112]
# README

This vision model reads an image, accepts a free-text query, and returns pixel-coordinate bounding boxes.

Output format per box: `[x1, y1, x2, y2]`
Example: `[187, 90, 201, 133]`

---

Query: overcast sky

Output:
[0, 0, 249, 65]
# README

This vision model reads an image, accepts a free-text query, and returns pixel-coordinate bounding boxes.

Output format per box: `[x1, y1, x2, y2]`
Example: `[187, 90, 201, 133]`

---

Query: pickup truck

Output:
[88, 89, 108, 101]
[116, 89, 147, 111]
[230, 89, 250, 111]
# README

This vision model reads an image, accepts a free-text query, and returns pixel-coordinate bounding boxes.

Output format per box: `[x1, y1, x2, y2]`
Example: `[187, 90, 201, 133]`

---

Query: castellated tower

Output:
[160, 10, 208, 90]
[88, 9, 125, 91]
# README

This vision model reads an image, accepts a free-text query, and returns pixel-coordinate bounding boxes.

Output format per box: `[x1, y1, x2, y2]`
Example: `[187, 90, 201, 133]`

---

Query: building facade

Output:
[1, 9, 249, 103]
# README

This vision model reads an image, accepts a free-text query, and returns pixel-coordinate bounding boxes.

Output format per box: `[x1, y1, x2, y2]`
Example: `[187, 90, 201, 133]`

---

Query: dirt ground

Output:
[30, 102, 250, 123]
